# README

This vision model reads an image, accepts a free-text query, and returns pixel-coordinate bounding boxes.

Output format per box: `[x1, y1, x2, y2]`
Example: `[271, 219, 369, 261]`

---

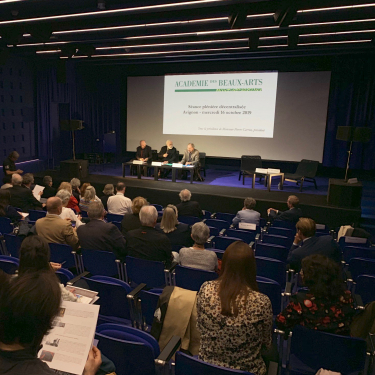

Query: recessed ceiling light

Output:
[298, 39, 371, 46]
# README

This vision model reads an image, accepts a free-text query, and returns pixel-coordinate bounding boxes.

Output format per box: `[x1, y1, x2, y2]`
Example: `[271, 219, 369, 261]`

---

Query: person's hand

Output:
[50, 262, 62, 271]
[73, 227, 77, 232]
[16, 169, 23, 174]
[163, 153, 168, 157]
[294, 232, 302, 244]
[39, 191, 43, 196]
[83, 347, 102, 375]
[139, 158, 144, 162]
[65, 218, 72, 222]
[186, 162, 191, 165]
[163, 161, 168, 164]
[77, 215, 82, 221]
[42, 203, 46, 208]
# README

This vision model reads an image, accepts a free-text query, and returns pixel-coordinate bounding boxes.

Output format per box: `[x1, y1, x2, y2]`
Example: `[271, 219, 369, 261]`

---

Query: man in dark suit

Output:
[176, 189, 203, 218]
[158, 140, 179, 178]
[126, 205, 172, 265]
[287, 218, 341, 272]
[77, 201, 127, 261]
[41, 176, 57, 199]
[135, 140, 152, 176]
[8, 174, 45, 212]
[267, 195, 302, 223]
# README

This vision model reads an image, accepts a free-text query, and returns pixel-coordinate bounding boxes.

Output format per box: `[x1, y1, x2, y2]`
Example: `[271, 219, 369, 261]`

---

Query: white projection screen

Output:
[127, 71, 331, 162]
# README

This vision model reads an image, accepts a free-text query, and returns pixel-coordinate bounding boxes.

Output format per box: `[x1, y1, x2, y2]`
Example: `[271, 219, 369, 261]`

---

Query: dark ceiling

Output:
[0, 0, 375, 64]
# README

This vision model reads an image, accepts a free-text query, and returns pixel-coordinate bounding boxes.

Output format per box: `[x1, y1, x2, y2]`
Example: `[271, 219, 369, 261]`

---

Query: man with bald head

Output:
[35, 197, 79, 251]
[8, 173, 45, 212]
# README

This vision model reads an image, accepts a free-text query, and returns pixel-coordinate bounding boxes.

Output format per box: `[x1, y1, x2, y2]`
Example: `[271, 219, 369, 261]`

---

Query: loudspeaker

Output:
[327, 178, 363, 208]
[60, 159, 89, 179]
[353, 127, 372, 143]
[60, 120, 84, 131]
[336, 126, 353, 141]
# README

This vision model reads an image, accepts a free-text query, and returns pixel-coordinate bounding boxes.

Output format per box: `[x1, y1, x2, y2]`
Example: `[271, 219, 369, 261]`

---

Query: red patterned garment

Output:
[276, 290, 356, 335]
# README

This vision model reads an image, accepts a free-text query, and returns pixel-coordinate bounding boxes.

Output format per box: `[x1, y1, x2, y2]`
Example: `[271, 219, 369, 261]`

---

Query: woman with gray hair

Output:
[100, 184, 114, 211]
[178, 222, 218, 272]
[79, 186, 98, 212]
[56, 189, 84, 228]
[70, 178, 81, 202]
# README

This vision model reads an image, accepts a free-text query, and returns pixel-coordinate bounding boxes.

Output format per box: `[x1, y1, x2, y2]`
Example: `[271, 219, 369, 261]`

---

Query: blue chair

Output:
[349, 257, 375, 283]
[207, 226, 220, 237]
[106, 213, 124, 222]
[81, 249, 123, 278]
[95, 323, 179, 375]
[80, 210, 88, 218]
[4, 233, 22, 257]
[139, 289, 161, 332]
[151, 204, 163, 212]
[343, 246, 375, 264]
[203, 210, 212, 219]
[268, 227, 294, 239]
[28, 209, 46, 221]
[260, 218, 267, 228]
[111, 221, 122, 231]
[125, 256, 170, 288]
[255, 243, 289, 263]
[83, 276, 132, 325]
[175, 351, 255, 375]
[272, 220, 296, 231]
[174, 265, 218, 291]
[49, 243, 78, 270]
[256, 256, 287, 286]
[356, 275, 375, 305]
[205, 219, 230, 231]
[339, 236, 370, 250]
[0, 255, 19, 274]
[214, 236, 243, 250]
[224, 229, 257, 244]
[179, 216, 201, 226]
[208, 248, 225, 259]
[0, 217, 13, 235]
[261, 234, 292, 248]
[315, 224, 329, 233]
[257, 276, 282, 315]
[215, 212, 236, 223]
[285, 325, 368, 375]
[56, 268, 74, 285]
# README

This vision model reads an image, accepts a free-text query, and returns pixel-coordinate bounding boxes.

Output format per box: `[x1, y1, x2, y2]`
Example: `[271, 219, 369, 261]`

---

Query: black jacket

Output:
[158, 146, 179, 163]
[176, 201, 203, 218]
[8, 185, 43, 212]
[287, 235, 342, 272]
[136, 145, 152, 160]
[121, 213, 141, 235]
[100, 194, 114, 211]
[155, 222, 193, 248]
[77, 219, 127, 261]
[41, 185, 57, 199]
[270, 207, 302, 223]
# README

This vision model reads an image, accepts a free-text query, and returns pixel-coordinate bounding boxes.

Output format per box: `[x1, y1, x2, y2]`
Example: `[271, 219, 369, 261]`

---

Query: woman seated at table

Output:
[178, 222, 217, 272]
[0, 189, 23, 223]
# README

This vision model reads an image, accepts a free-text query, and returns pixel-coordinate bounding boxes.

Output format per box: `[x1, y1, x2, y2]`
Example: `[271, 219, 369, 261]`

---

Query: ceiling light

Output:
[11, 41, 71, 47]
[258, 44, 288, 48]
[36, 50, 61, 54]
[299, 29, 375, 37]
[298, 4, 375, 13]
[259, 35, 288, 40]
[298, 39, 371, 46]
[291, 18, 375, 28]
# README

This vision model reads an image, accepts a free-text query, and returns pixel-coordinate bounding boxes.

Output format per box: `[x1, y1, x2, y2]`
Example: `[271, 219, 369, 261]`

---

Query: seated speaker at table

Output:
[134, 139, 152, 176]
[180, 143, 200, 180]
[158, 140, 179, 178]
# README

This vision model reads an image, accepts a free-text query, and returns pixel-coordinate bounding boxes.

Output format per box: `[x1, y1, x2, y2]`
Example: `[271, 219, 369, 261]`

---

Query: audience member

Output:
[107, 182, 132, 215]
[79, 186, 99, 212]
[157, 205, 194, 248]
[287, 218, 341, 272]
[56, 189, 84, 228]
[232, 197, 261, 227]
[100, 184, 114, 211]
[121, 196, 147, 235]
[197, 241, 272, 375]
[8, 173, 44, 212]
[1, 176, 12, 189]
[80, 182, 91, 198]
[0, 189, 23, 223]
[0, 271, 102, 375]
[126, 205, 172, 264]
[277, 254, 355, 335]
[77, 201, 127, 261]
[70, 178, 81, 202]
[58, 181, 80, 213]
[179, 222, 217, 271]
[41, 176, 57, 199]
[35, 197, 79, 251]
[267, 195, 302, 223]
[176, 189, 203, 218]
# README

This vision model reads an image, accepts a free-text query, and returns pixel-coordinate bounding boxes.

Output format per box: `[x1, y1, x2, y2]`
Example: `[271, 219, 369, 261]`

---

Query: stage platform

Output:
[34, 165, 362, 229]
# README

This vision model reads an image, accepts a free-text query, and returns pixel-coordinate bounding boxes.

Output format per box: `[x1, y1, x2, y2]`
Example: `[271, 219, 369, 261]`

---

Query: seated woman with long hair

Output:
[121, 196, 148, 234]
[0, 189, 23, 223]
[58, 181, 80, 213]
[276, 254, 355, 335]
[79, 186, 99, 213]
[197, 241, 272, 375]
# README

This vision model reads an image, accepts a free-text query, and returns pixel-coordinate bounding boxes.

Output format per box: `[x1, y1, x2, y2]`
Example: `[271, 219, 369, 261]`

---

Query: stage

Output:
[34, 164, 362, 229]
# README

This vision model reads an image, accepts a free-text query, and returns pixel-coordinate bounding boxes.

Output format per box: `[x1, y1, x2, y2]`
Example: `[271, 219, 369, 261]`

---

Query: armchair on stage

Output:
[284, 159, 319, 192]
[239, 155, 262, 185]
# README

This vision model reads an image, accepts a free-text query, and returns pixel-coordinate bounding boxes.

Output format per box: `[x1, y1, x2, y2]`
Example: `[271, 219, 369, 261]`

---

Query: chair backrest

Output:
[256, 276, 282, 315]
[179, 216, 201, 226]
[55, 268, 74, 285]
[4, 233, 22, 257]
[83, 276, 132, 320]
[95, 323, 159, 375]
[28, 209, 46, 221]
[215, 212, 235, 223]
[349, 257, 375, 282]
[289, 325, 367, 374]
[255, 243, 289, 263]
[256, 256, 286, 286]
[261, 234, 292, 248]
[199, 152, 206, 168]
[152, 149, 158, 161]
[111, 221, 122, 231]
[125, 256, 167, 288]
[202, 210, 212, 219]
[213, 236, 243, 250]
[48, 243, 76, 269]
[240, 155, 262, 172]
[267, 227, 294, 239]
[356, 275, 375, 305]
[343, 246, 375, 263]
[0, 255, 19, 274]
[151, 204, 163, 212]
[106, 213, 124, 222]
[204, 219, 230, 231]
[0, 217, 13, 235]
[225, 229, 257, 243]
[82, 249, 119, 277]
[295, 159, 319, 178]
[175, 351, 253, 375]
[339, 236, 370, 250]
[207, 248, 225, 259]
[81, 210, 88, 218]
[174, 265, 218, 291]
[139, 289, 161, 330]
[272, 220, 296, 231]
[207, 226, 220, 237]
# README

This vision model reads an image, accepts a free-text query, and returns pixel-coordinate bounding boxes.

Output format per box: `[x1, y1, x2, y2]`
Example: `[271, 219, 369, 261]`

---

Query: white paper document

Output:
[65, 286, 99, 304]
[32, 185, 45, 200]
[38, 301, 100, 375]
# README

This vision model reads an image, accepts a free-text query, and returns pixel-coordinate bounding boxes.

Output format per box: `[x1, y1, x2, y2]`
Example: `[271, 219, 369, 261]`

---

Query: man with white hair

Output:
[176, 189, 203, 218]
[180, 143, 200, 180]
[158, 140, 179, 178]
[126, 205, 172, 264]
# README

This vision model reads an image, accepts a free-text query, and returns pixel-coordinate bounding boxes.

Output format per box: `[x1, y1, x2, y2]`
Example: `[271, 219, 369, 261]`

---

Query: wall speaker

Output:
[353, 127, 372, 143]
[336, 126, 354, 141]
[60, 120, 84, 131]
